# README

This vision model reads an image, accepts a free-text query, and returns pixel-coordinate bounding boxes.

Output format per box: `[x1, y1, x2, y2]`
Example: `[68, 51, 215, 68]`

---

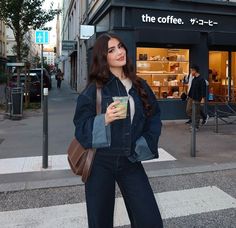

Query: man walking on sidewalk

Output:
[186, 65, 207, 130]
[184, 73, 209, 125]
[55, 69, 64, 89]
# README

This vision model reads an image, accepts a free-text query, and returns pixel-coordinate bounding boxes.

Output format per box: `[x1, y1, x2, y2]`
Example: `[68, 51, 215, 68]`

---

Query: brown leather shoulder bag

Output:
[67, 88, 102, 183]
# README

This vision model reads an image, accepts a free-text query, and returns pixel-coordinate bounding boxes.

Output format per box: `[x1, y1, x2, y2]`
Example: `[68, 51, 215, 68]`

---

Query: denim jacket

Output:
[73, 73, 162, 160]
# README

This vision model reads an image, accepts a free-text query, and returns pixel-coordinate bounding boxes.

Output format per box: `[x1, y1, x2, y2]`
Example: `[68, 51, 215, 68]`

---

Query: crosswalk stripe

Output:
[0, 186, 235, 227]
[0, 148, 176, 175]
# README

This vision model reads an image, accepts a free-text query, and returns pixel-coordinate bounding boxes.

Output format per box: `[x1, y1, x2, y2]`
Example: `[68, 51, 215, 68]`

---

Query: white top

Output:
[120, 78, 135, 123]
[187, 74, 194, 94]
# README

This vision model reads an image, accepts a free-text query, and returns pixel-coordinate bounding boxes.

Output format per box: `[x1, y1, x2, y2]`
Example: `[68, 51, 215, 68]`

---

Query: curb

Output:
[0, 162, 236, 193]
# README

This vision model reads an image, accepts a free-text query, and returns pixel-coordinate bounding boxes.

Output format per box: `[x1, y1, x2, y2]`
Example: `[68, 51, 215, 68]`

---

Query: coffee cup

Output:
[112, 96, 129, 119]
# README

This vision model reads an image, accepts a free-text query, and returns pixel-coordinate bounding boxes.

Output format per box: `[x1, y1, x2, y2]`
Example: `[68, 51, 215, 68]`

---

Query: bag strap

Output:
[96, 87, 102, 114]
[80, 88, 101, 182]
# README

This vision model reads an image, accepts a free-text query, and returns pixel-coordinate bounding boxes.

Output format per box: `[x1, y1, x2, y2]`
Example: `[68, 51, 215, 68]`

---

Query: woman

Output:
[73, 33, 163, 228]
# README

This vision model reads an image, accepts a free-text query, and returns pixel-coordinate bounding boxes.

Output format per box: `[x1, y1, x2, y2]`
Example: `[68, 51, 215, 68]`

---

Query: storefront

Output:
[87, 0, 236, 119]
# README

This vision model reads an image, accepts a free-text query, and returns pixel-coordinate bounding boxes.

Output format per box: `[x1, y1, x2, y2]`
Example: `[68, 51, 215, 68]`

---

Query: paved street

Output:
[0, 79, 236, 227]
[0, 170, 235, 227]
[0, 78, 78, 159]
[1, 0, 236, 227]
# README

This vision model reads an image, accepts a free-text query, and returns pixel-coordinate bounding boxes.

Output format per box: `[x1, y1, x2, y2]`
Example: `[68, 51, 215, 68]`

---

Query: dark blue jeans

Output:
[85, 153, 163, 228]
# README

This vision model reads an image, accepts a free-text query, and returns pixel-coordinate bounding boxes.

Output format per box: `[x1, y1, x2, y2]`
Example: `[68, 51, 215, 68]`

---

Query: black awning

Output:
[0, 57, 7, 63]
[135, 28, 200, 45]
[208, 32, 236, 46]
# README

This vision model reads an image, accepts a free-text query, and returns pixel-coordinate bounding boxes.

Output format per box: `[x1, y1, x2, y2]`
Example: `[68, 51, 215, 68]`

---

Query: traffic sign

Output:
[35, 30, 49, 44]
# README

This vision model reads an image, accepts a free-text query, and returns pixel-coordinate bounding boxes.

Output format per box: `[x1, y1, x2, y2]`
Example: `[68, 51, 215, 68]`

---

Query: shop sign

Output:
[62, 41, 77, 51]
[80, 25, 95, 40]
[141, 13, 218, 28]
[132, 8, 236, 32]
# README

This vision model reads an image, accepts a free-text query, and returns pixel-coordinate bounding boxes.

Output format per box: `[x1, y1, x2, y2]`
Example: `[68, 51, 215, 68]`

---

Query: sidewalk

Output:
[0, 79, 236, 192]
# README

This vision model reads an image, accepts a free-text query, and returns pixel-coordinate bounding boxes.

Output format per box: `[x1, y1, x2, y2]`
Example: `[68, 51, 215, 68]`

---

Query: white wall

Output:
[43, 52, 55, 65]
[6, 26, 15, 57]
[61, 0, 71, 81]
[6, 26, 40, 63]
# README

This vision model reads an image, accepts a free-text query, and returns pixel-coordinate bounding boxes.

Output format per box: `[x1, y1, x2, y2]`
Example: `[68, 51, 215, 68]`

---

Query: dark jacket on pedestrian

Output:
[188, 75, 206, 102]
[73, 73, 162, 161]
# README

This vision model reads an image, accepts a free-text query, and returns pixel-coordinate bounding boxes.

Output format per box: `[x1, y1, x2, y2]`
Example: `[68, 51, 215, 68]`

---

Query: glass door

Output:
[208, 51, 234, 102]
[231, 52, 236, 101]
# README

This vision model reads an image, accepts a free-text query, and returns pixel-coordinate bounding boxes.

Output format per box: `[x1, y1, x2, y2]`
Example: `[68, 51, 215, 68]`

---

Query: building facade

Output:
[6, 26, 40, 67]
[43, 47, 56, 66]
[76, 0, 236, 119]
[61, 0, 78, 88]
[0, 20, 7, 73]
[5, 26, 15, 62]
[61, 0, 95, 92]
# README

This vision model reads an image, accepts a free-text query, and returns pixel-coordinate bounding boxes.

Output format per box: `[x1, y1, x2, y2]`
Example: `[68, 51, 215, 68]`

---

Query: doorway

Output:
[209, 51, 235, 102]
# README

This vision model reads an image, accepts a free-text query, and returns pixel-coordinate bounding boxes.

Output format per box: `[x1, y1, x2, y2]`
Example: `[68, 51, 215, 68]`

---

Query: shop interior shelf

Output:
[136, 60, 189, 63]
[137, 72, 186, 75]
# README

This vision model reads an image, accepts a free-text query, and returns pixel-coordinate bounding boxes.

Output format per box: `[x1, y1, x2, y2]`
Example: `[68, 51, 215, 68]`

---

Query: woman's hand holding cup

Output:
[105, 101, 126, 125]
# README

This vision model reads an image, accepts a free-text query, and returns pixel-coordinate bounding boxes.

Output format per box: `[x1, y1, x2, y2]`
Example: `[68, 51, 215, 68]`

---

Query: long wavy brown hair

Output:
[89, 33, 152, 116]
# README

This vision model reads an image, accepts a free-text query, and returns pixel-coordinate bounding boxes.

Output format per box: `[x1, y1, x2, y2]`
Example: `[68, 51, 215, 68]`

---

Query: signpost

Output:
[35, 30, 49, 110]
[35, 30, 49, 169]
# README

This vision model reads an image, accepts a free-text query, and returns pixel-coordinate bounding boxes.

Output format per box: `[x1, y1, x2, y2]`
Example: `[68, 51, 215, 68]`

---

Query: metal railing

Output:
[213, 102, 236, 133]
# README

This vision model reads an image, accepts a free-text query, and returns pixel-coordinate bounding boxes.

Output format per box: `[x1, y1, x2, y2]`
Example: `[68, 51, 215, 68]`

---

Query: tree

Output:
[0, 0, 60, 86]
[0, 0, 60, 62]
[12, 42, 30, 62]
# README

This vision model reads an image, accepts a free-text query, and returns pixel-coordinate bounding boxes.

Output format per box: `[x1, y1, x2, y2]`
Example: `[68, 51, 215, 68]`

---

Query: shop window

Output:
[209, 51, 229, 101]
[209, 51, 235, 102]
[136, 47, 189, 99]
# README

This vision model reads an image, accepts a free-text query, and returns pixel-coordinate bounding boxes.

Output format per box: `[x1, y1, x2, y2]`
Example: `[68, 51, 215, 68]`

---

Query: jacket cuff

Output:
[129, 136, 155, 162]
[92, 114, 111, 148]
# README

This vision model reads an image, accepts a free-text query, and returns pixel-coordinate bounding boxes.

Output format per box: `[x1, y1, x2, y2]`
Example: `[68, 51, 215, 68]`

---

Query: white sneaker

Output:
[202, 115, 209, 125]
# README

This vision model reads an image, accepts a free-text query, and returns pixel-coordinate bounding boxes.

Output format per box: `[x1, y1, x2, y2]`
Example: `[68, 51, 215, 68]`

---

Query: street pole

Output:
[191, 101, 196, 157]
[42, 88, 48, 169]
[41, 44, 44, 112]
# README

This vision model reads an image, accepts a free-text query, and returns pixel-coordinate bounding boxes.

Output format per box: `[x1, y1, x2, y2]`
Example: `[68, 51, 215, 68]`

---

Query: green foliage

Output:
[43, 63, 51, 73]
[0, 0, 61, 62]
[12, 42, 30, 61]
[36, 62, 51, 73]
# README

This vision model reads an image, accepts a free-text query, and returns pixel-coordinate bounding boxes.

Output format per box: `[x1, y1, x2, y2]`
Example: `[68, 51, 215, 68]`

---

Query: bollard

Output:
[191, 100, 196, 157]
[42, 88, 48, 169]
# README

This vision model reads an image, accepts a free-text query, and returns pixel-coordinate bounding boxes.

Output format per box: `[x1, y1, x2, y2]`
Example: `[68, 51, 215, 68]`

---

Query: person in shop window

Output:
[186, 65, 208, 130]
